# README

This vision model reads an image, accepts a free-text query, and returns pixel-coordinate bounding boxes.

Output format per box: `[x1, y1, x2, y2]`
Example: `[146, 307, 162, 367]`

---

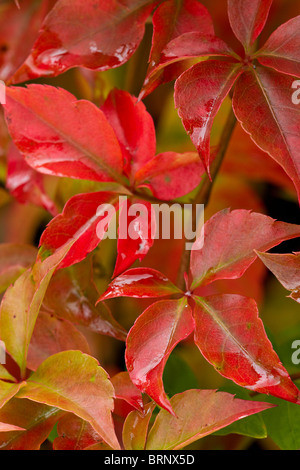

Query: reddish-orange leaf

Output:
[0, 0, 50, 82]
[39, 191, 118, 270]
[3, 85, 124, 184]
[10, 0, 159, 83]
[98, 267, 181, 302]
[190, 209, 300, 290]
[140, 0, 232, 98]
[53, 414, 105, 450]
[16, 350, 120, 449]
[44, 262, 127, 341]
[111, 371, 143, 412]
[257, 15, 300, 79]
[146, 389, 274, 450]
[125, 298, 195, 414]
[232, 66, 300, 202]
[256, 250, 300, 303]
[27, 310, 91, 371]
[0, 398, 63, 450]
[227, 0, 273, 51]
[175, 60, 242, 175]
[193, 295, 300, 404]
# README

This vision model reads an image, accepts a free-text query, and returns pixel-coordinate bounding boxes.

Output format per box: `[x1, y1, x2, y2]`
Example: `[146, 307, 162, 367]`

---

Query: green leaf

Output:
[163, 352, 199, 397]
[0, 241, 78, 377]
[259, 394, 300, 450]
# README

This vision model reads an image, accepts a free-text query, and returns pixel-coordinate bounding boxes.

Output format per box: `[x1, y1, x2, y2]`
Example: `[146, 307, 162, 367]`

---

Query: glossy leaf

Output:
[146, 389, 274, 450]
[0, 241, 78, 376]
[27, 310, 91, 371]
[0, 398, 63, 450]
[44, 262, 127, 341]
[111, 371, 143, 412]
[39, 191, 117, 270]
[0, 380, 24, 409]
[122, 401, 155, 450]
[125, 298, 195, 414]
[190, 209, 300, 290]
[0, 422, 24, 433]
[0, 242, 37, 294]
[16, 350, 120, 449]
[101, 89, 156, 180]
[227, 0, 273, 51]
[10, 0, 159, 83]
[113, 199, 156, 277]
[141, 0, 232, 98]
[256, 251, 300, 303]
[53, 414, 105, 450]
[98, 267, 181, 302]
[0, 0, 50, 81]
[257, 15, 300, 79]
[193, 295, 300, 404]
[175, 60, 242, 175]
[135, 151, 205, 200]
[6, 142, 57, 215]
[232, 66, 300, 201]
[3, 85, 124, 184]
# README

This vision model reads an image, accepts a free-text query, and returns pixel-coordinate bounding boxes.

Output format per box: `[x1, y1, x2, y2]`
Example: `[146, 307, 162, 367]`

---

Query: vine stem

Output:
[176, 106, 237, 291]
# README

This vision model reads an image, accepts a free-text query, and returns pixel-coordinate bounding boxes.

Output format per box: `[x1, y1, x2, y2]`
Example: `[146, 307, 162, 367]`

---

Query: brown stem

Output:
[176, 107, 237, 291]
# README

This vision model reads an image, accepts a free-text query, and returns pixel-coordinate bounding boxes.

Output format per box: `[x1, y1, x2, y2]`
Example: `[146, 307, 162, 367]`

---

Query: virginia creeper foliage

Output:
[0, 0, 300, 451]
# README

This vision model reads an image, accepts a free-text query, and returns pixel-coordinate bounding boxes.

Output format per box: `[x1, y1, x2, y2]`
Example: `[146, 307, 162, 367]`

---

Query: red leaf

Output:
[10, 0, 158, 83]
[135, 151, 205, 200]
[256, 250, 300, 303]
[39, 191, 117, 270]
[0, 0, 50, 81]
[193, 294, 300, 404]
[113, 199, 156, 277]
[145, 389, 274, 450]
[227, 0, 273, 51]
[53, 414, 107, 450]
[174, 60, 242, 175]
[3, 85, 124, 184]
[27, 310, 91, 371]
[44, 261, 127, 341]
[111, 371, 143, 412]
[190, 209, 300, 290]
[98, 267, 181, 302]
[257, 15, 300, 79]
[125, 298, 195, 414]
[6, 142, 57, 215]
[0, 399, 63, 450]
[232, 66, 300, 201]
[101, 89, 156, 180]
[140, 0, 232, 98]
